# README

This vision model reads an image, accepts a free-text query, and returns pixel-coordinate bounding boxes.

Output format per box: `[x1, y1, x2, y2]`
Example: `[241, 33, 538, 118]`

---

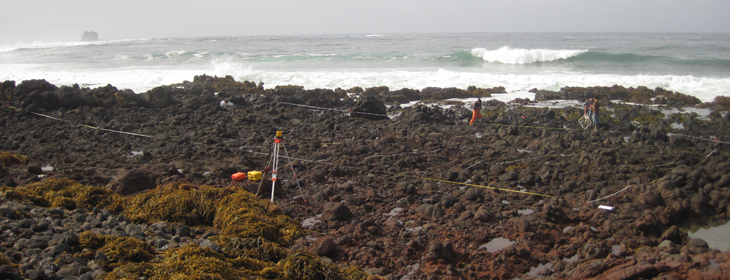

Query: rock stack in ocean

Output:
[81, 31, 98, 41]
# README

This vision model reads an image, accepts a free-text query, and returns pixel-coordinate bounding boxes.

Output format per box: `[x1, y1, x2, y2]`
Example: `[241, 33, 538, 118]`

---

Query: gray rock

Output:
[85, 215, 102, 228]
[49, 244, 73, 257]
[176, 226, 191, 237]
[95, 251, 109, 262]
[58, 232, 79, 246]
[48, 208, 65, 217]
[0, 265, 22, 280]
[687, 238, 708, 248]
[19, 218, 34, 228]
[155, 239, 169, 249]
[91, 269, 107, 279]
[687, 238, 709, 254]
[38, 259, 59, 276]
[25, 269, 47, 280]
[31, 220, 51, 232]
[125, 224, 146, 238]
[200, 239, 221, 253]
[79, 271, 95, 280]
[658, 240, 677, 249]
[0, 206, 15, 215]
[28, 236, 52, 249]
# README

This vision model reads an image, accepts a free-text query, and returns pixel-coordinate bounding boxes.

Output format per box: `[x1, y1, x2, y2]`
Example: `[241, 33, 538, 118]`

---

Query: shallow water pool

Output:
[479, 237, 514, 253]
[688, 220, 730, 252]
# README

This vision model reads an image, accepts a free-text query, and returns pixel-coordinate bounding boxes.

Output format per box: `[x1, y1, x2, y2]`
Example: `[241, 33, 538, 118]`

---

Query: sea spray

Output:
[471, 46, 587, 64]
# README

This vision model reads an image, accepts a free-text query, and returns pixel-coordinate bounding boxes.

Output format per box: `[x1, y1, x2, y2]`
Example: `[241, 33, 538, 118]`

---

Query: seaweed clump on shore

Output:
[2, 177, 382, 279]
[116, 182, 381, 279]
[122, 182, 304, 245]
[122, 182, 225, 227]
[0, 151, 28, 167]
[2, 178, 125, 212]
[78, 232, 156, 270]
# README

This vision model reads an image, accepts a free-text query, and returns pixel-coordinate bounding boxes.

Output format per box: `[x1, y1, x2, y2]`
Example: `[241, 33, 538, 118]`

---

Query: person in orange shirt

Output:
[470, 98, 483, 125]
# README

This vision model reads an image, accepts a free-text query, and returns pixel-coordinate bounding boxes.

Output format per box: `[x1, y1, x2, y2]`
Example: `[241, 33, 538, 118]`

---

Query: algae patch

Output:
[0, 151, 28, 168]
[2, 178, 125, 212]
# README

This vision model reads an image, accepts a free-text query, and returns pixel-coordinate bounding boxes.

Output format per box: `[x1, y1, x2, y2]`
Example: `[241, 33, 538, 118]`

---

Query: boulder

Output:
[415, 203, 445, 219]
[350, 95, 389, 121]
[311, 236, 336, 256]
[106, 168, 157, 195]
[322, 202, 353, 222]
[425, 240, 454, 261]
[142, 86, 178, 108]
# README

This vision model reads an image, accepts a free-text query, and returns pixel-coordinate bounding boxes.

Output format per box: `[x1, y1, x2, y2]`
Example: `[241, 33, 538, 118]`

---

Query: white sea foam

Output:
[235, 69, 730, 102]
[2, 34, 728, 104]
[0, 38, 143, 53]
[471, 46, 587, 64]
[0, 64, 204, 93]
[3, 63, 728, 102]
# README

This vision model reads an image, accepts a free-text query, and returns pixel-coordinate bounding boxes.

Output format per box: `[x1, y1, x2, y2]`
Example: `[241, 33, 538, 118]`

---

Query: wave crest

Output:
[471, 46, 587, 64]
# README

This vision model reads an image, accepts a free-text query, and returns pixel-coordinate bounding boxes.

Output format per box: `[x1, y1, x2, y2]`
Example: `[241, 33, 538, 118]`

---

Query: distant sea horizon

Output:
[1, 32, 729, 102]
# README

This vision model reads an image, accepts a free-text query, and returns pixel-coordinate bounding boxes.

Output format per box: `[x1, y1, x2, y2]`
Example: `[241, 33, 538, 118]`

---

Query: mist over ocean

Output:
[1, 33, 729, 102]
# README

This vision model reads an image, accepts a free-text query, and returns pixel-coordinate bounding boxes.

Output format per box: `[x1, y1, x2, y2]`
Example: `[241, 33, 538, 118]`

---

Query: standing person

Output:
[590, 97, 600, 130]
[584, 96, 593, 128]
[470, 98, 483, 125]
[220, 98, 233, 108]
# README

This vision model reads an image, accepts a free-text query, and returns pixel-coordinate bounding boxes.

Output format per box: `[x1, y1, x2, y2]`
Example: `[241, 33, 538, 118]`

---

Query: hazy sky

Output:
[1, 0, 729, 43]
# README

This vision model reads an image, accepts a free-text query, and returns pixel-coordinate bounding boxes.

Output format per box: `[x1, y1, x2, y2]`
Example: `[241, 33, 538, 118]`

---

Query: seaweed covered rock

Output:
[214, 190, 304, 245]
[123, 182, 222, 226]
[3, 178, 124, 212]
[0, 151, 27, 167]
[123, 182, 304, 245]
[79, 232, 156, 270]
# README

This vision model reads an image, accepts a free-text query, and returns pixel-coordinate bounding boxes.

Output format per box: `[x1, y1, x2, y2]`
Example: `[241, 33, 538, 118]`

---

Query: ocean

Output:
[1, 33, 729, 102]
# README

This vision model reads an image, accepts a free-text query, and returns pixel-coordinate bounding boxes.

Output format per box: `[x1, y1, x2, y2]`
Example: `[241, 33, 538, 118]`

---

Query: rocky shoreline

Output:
[2, 76, 730, 279]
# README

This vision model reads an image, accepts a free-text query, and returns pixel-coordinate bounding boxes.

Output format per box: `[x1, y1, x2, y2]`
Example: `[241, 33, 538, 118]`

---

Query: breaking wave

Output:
[471, 46, 588, 64]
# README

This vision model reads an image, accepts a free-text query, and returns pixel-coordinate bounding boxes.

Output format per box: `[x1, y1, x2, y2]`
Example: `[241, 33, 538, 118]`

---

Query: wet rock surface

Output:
[2, 77, 730, 279]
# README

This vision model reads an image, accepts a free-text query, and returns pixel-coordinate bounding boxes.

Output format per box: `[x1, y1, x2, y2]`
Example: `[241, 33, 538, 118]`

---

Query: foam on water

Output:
[2, 33, 729, 103]
[471, 46, 587, 64]
[4, 64, 727, 102]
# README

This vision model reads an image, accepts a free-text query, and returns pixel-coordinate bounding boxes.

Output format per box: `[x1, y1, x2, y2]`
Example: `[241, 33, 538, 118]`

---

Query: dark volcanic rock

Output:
[351, 95, 389, 121]
[2, 78, 730, 280]
[322, 202, 353, 222]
